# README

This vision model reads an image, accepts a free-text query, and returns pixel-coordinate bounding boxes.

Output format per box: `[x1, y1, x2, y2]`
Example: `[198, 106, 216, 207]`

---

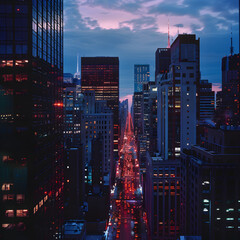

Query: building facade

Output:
[199, 80, 215, 122]
[81, 57, 119, 182]
[181, 126, 240, 239]
[119, 99, 128, 146]
[155, 48, 171, 82]
[0, 0, 64, 239]
[220, 53, 240, 125]
[157, 34, 200, 160]
[133, 92, 144, 136]
[80, 93, 114, 182]
[145, 154, 181, 240]
[63, 83, 83, 148]
[134, 64, 150, 92]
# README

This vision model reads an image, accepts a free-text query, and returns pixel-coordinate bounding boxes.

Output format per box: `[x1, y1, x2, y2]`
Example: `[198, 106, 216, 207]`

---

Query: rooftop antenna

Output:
[168, 19, 170, 48]
[77, 54, 79, 73]
[230, 30, 234, 56]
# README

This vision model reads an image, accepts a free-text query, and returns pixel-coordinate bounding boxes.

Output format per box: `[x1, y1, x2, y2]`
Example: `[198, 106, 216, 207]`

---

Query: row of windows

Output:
[3, 194, 25, 202]
[5, 209, 28, 218]
[0, 4, 28, 14]
[0, 74, 28, 82]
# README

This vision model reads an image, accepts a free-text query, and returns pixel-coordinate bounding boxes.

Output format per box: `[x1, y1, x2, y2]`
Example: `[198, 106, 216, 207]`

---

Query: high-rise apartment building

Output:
[157, 34, 200, 160]
[134, 64, 150, 92]
[181, 126, 240, 239]
[0, 1, 63, 239]
[81, 57, 119, 174]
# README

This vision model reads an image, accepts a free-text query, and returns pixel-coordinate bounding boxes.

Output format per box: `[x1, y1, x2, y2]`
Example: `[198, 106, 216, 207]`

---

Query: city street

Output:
[106, 113, 147, 240]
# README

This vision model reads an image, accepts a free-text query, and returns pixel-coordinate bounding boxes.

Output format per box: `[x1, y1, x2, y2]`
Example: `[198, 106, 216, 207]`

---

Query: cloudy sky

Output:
[64, 0, 239, 101]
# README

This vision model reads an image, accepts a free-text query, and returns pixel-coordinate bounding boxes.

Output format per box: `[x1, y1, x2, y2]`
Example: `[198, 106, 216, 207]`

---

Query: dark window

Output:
[15, 31, 28, 41]
[16, 45, 27, 54]
[0, 44, 13, 54]
[0, 5, 12, 13]
[15, 5, 28, 14]
[175, 73, 181, 77]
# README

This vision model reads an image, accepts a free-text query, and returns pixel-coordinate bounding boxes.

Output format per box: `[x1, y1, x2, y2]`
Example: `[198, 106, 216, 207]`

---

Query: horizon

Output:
[64, 0, 239, 99]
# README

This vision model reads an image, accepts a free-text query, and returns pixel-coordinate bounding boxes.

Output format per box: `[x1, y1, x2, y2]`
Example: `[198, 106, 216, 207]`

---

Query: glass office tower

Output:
[0, 0, 63, 239]
[81, 57, 119, 184]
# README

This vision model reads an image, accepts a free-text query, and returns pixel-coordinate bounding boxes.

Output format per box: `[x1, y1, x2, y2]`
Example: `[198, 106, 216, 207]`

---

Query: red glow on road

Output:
[106, 112, 148, 239]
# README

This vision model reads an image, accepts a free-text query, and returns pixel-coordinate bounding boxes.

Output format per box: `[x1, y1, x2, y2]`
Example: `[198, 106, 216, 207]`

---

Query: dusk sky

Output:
[64, 0, 239, 101]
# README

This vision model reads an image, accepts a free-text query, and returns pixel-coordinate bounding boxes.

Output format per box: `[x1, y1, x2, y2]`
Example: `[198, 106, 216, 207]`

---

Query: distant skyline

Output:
[64, 0, 239, 99]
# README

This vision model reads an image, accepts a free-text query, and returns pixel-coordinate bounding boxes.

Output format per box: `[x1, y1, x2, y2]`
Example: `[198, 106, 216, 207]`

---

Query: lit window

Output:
[16, 194, 25, 203]
[40, 198, 45, 207]
[2, 224, 10, 229]
[16, 209, 28, 217]
[3, 156, 13, 162]
[16, 74, 28, 82]
[2, 183, 13, 191]
[2, 74, 13, 82]
[3, 194, 14, 201]
[5, 210, 14, 217]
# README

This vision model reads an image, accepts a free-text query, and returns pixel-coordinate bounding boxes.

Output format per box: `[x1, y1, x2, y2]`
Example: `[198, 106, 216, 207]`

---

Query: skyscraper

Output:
[157, 34, 200, 160]
[134, 64, 150, 92]
[199, 79, 215, 122]
[119, 99, 128, 146]
[155, 48, 171, 82]
[63, 82, 83, 148]
[220, 53, 240, 125]
[0, 1, 63, 239]
[137, 82, 158, 159]
[81, 57, 119, 183]
[133, 92, 144, 136]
